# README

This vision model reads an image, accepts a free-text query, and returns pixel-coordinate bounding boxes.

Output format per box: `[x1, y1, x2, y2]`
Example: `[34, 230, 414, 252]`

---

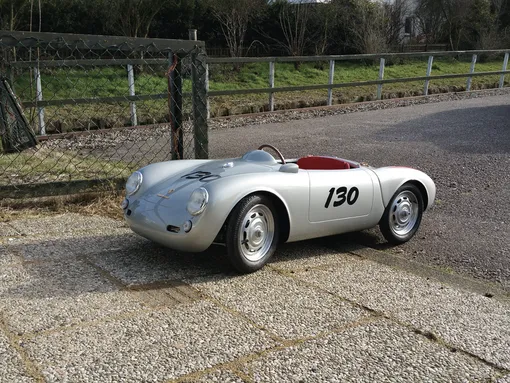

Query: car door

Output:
[308, 167, 374, 223]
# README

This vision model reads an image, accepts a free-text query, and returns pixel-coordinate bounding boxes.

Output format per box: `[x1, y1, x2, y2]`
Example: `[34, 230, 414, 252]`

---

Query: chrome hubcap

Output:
[390, 190, 419, 236]
[238, 204, 274, 262]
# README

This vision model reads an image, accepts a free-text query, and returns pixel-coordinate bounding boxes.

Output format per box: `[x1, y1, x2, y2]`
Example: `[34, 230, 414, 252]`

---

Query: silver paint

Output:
[124, 150, 436, 253]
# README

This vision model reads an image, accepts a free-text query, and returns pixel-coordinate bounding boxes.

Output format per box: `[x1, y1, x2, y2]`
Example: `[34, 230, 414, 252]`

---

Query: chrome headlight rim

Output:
[126, 171, 143, 196]
[186, 187, 209, 216]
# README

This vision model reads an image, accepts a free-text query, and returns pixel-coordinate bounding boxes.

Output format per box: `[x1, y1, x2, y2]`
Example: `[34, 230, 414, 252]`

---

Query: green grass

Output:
[11, 56, 508, 122]
[0, 147, 133, 186]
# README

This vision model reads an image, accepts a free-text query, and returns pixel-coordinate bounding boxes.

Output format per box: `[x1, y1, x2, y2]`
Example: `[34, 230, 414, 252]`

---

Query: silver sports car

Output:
[122, 144, 436, 273]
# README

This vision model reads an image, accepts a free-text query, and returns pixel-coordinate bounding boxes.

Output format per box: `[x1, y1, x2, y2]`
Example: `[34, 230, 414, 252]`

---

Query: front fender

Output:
[372, 167, 436, 211]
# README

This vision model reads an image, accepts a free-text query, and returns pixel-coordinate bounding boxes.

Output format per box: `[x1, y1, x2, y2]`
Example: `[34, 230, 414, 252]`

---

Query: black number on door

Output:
[325, 186, 359, 208]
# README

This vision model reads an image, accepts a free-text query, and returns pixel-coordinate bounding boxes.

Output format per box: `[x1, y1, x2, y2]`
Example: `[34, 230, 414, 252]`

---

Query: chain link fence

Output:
[0, 31, 208, 199]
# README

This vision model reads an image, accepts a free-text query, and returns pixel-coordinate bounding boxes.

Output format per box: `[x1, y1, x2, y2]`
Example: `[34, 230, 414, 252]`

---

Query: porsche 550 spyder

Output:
[122, 144, 435, 273]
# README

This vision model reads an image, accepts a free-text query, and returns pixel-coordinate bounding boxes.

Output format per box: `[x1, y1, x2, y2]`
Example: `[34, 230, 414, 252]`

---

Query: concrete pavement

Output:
[1, 213, 509, 382]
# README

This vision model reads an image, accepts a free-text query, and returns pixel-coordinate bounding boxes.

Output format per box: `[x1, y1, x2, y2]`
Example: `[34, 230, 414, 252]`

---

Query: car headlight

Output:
[126, 171, 143, 196]
[187, 187, 209, 216]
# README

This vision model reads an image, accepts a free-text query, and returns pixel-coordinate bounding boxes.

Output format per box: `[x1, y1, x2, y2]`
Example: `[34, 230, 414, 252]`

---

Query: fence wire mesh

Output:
[0, 31, 208, 198]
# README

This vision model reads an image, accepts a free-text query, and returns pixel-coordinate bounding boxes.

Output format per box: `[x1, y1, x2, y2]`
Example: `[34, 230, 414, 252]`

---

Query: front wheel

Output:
[226, 194, 279, 273]
[379, 183, 424, 244]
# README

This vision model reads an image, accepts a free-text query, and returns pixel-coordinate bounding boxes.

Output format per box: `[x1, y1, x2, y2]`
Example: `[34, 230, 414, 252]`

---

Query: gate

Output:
[0, 31, 208, 198]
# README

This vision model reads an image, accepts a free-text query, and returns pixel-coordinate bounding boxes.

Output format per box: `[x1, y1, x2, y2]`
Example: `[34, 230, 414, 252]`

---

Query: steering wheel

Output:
[258, 144, 286, 164]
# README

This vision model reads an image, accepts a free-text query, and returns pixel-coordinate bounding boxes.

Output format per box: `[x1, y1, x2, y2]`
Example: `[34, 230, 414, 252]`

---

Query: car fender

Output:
[205, 171, 310, 240]
[372, 167, 436, 210]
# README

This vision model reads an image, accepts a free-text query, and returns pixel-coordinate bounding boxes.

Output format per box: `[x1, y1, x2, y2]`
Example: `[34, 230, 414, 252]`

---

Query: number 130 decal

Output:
[325, 186, 359, 208]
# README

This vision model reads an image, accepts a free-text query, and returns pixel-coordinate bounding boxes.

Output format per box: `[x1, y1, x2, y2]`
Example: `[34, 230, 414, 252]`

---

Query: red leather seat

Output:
[296, 156, 351, 170]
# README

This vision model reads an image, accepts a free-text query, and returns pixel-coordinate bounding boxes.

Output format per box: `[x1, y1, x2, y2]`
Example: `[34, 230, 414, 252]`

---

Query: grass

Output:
[0, 191, 125, 222]
[10, 55, 508, 124]
[0, 147, 133, 186]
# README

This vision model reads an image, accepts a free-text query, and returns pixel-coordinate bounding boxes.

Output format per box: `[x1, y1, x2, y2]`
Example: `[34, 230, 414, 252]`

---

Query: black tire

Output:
[379, 183, 424, 244]
[226, 194, 279, 273]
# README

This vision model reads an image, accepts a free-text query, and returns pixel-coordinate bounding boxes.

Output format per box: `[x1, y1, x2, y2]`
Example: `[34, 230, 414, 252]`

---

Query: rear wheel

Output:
[226, 194, 279, 273]
[379, 183, 424, 244]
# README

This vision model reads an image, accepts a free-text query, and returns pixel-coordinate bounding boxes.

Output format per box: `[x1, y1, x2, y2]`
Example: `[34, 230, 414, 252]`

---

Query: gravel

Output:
[295, 258, 510, 370]
[0, 331, 34, 383]
[0, 259, 145, 335]
[22, 300, 277, 382]
[188, 269, 369, 340]
[242, 320, 498, 383]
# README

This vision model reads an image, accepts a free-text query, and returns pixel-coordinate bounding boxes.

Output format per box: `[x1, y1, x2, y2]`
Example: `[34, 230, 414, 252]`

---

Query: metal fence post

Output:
[127, 64, 138, 126]
[376, 58, 385, 100]
[328, 60, 335, 106]
[499, 53, 509, 88]
[205, 63, 210, 119]
[269, 61, 275, 111]
[466, 54, 477, 92]
[424, 55, 434, 96]
[191, 47, 209, 159]
[34, 66, 46, 135]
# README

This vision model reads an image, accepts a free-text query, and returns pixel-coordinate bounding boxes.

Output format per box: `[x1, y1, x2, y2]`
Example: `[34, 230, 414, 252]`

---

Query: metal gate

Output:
[0, 31, 208, 198]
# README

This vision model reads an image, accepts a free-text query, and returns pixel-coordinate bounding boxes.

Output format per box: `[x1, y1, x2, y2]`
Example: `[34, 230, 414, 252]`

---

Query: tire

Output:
[379, 183, 424, 244]
[226, 194, 279, 273]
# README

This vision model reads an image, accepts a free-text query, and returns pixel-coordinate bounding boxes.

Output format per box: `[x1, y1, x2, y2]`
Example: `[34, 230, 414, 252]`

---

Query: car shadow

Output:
[2, 230, 377, 301]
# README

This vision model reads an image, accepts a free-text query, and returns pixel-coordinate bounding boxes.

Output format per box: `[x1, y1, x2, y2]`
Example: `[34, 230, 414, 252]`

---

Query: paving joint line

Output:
[279, 266, 510, 374]
[165, 316, 381, 383]
[348, 245, 510, 301]
[0, 313, 45, 382]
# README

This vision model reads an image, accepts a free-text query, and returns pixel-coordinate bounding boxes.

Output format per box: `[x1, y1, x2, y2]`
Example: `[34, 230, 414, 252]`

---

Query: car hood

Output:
[144, 155, 279, 200]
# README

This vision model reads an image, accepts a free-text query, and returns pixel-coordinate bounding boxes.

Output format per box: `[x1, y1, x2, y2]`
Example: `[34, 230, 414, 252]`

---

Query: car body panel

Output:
[308, 167, 375, 222]
[372, 166, 436, 210]
[124, 150, 436, 253]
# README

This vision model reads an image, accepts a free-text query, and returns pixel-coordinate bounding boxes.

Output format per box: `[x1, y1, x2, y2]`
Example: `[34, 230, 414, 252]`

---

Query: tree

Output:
[104, 0, 167, 38]
[206, 0, 265, 57]
[415, 0, 446, 44]
[0, 0, 30, 30]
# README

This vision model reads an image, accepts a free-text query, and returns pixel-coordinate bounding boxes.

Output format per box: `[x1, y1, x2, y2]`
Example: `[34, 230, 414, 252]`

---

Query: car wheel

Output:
[226, 194, 279, 273]
[379, 183, 424, 244]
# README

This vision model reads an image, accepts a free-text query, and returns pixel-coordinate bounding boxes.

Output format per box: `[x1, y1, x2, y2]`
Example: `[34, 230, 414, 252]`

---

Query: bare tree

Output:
[0, 0, 30, 30]
[350, 1, 388, 54]
[415, 0, 446, 44]
[384, 0, 410, 46]
[207, 0, 265, 57]
[105, 0, 167, 38]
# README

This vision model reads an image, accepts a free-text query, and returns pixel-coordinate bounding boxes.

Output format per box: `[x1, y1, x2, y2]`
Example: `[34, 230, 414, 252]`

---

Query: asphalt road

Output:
[209, 94, 510, 290]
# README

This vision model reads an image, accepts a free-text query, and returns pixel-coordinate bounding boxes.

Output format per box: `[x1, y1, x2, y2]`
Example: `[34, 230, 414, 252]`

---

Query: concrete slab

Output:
[181, 369, 244, 383]
[295, 257, 510, 370]
[188, 270, 369, 340]
[8, 213, 126, 236]
[0, 260, 145, 335]
[242, 320, 499, 383]
[0, 222, 20, 237]
[269, 238, 358, 271]
[1, 227, 132, 248]
[9, 232, 144, 261]
[88, 245, 231, 286]
[22, 301, 277, 382]
[0, 245, 22, 266]
[0, 331, 34, 382]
